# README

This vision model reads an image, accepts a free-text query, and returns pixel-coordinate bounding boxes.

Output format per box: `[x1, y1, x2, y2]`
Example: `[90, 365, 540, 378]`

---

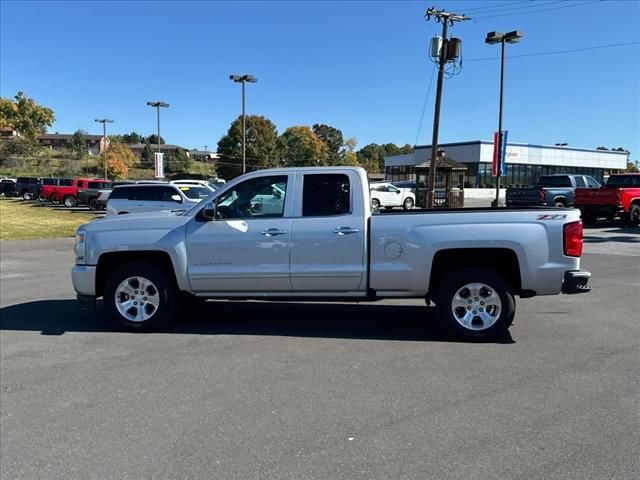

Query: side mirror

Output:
[170, 194, 182, 203]
[201, 202, 216, 221]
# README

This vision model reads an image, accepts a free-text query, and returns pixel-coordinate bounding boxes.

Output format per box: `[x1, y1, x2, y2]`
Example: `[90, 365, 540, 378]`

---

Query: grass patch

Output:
[0, 199, 98, 240]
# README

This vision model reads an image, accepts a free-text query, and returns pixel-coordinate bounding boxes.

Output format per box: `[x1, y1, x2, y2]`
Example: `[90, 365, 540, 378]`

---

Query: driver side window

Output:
[215, 175, 288, 220]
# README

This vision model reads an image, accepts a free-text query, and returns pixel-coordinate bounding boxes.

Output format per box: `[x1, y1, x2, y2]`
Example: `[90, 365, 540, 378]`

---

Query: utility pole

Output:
[94, 118, 113, 180]
[425, 7, 469, 208]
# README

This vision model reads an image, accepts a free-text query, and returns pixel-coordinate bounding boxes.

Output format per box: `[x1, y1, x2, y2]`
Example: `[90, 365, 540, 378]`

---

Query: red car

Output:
[575, 173, 640, 226]
[49, 178, 110, 207]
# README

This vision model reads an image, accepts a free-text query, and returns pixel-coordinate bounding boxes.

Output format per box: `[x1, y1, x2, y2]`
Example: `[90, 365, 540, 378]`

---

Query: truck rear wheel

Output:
[627, 204, 640, 227]
[435, 268, 515, 340]
[63, 195, 77, 208]
[104, 262, 177, 331]
[581, 212, 597, 226]
[88, 198, 99, 211]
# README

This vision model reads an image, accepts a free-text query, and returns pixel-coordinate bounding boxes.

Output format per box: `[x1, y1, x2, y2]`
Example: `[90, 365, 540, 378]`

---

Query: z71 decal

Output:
[537, 214, 568, 220]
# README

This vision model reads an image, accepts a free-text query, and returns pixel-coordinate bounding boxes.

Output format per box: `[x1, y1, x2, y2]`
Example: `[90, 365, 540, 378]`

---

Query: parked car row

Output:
[1, 176, 224, 214]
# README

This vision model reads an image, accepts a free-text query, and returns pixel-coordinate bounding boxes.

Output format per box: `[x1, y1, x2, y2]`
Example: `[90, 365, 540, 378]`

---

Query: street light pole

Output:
[485, 30, 522, 207]
[94, 118, 113, 180]
[230, 74, 257, 174]
[204, 145, 208, 180]
[146, 102, 170, 153]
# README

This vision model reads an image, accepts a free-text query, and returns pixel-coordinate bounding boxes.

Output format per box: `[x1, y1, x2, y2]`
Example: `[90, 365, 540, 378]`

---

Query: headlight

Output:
[75, 230, 86, 263]
[75, 231, 85, 247]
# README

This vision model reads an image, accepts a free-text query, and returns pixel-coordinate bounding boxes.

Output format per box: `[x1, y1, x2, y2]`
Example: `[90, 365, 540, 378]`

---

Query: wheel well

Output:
[552, 196, 567, 205]
[95, 251, 178, 297]
[428, 248, 522, 297]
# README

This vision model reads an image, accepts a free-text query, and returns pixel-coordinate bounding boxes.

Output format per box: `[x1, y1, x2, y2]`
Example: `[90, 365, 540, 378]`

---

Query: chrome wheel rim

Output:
[451, 282, 502, 331]
[115, 276, 160, 322]
[404, 198, 413, 208]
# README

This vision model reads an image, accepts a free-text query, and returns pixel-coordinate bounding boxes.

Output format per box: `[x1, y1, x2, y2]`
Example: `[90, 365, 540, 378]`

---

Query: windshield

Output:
[176, 185, 212, 200]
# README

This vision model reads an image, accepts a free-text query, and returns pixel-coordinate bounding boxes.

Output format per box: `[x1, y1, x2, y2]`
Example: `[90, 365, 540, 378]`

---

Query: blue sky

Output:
[1, 0, 638, 157]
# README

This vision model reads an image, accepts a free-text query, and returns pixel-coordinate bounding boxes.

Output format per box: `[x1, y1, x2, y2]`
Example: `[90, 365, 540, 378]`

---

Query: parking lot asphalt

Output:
[1, 223, 638, 480]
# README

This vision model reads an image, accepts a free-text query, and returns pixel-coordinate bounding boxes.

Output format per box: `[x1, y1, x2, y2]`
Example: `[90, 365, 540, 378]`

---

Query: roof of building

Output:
[415, 152, 467, 171]
[126, 143, 185, 150]
[39, 133, 103, 141]
[413, 140, 629, 155]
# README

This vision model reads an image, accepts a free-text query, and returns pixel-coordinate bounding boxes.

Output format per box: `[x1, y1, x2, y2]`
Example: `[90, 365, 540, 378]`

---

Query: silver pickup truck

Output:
[72, 167, 591, 339]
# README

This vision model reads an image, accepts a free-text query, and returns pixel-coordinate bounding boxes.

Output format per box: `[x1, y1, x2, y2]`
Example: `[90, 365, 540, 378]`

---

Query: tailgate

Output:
[506, 187, 542, 204]
[575, 188, 618, 206]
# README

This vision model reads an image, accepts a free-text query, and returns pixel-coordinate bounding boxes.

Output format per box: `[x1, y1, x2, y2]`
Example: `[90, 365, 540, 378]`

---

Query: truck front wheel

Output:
[435, 268, 515, 340]
[104, 262, 177, 331]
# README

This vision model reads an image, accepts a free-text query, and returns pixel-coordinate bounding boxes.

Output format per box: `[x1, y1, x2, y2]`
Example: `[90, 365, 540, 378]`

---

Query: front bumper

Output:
[71, 265, 97, 296]
[562, 270, 592, 294]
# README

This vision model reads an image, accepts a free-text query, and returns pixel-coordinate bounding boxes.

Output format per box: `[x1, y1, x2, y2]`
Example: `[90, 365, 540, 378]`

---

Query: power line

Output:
[464, 1, 564, 15]
[457, 1, 532, 13]
[473, 0, 599, 19]
[414, 63, 438, 148]
[465, 40, 640, 61]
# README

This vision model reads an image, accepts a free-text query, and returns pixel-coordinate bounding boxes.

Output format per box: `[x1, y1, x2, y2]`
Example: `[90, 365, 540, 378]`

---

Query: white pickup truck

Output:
[72, 167, 591, 339]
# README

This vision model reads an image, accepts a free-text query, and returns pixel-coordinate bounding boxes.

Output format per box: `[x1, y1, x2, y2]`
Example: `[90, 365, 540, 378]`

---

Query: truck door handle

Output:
[333, 227, 360, 235]
[260, 228, 287, 237]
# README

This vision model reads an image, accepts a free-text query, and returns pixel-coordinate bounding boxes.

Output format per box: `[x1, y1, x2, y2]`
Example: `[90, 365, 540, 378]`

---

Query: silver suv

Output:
[106, 183, 212, 216]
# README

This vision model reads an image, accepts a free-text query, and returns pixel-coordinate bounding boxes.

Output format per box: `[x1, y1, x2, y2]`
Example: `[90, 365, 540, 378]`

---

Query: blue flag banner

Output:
[500, 130, 508, 176]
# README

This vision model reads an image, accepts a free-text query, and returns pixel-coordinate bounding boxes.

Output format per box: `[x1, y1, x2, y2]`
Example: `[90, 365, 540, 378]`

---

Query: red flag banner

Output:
[492, 131, 500, 177]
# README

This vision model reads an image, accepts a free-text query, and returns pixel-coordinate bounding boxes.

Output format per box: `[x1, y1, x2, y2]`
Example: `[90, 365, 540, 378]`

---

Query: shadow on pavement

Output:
[0, 299, 515, 344]
[584, 234, 639, 243]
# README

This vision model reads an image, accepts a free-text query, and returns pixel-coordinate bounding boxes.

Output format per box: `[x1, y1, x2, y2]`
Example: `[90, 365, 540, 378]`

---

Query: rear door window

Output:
[537, 176, 572, 187]
[585, 177, 600, 188]
[574, 177, 586, 188]
[302, 174, 350, 217]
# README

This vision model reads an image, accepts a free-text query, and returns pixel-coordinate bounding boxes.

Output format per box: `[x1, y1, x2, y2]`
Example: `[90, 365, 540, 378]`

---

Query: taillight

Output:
[538, 189, 545, 202]
[563, 221, 583, 257]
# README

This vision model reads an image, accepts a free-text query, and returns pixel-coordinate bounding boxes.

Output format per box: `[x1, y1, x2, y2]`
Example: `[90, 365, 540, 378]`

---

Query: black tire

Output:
[63, 196, 77, 207]
[371, 198, 380, 209]
[103, 262, 177, 331]
[435, 268, 515, 340]
[403, 197, 414, 210]
[553, 199, 566, 208]
[88, 198, 99, 211]
[626, 204, 640, 227]
[22, 191, 33, 200]
[51, 196, 60, 205]
[582, 212, 597, 226]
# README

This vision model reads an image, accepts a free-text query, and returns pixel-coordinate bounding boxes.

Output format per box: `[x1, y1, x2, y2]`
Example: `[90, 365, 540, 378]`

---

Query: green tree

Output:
[356, 142, 413, 172]
[141, 142, 154, 166]
[278, 126, 328, 167]
[217, 115, 280, 179]
[312, 124, 344, 164]
[0, 91, 55, 141]
[70, 129, 87, 157]
[146, 134, 165, 145]
[122, 131, 143, 144]
[165, 148, 191, 174]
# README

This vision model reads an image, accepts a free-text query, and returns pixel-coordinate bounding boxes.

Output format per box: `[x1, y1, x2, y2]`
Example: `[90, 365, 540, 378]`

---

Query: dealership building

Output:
[384, 141, 628, 188]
